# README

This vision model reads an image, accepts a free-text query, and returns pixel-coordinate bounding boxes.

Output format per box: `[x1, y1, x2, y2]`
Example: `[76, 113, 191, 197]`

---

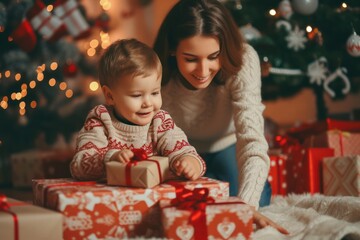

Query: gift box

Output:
[322, 155, 360, 196]
[286, 148, 334, 194]
[303, 130, 360, 157]
[32, 177, 229, 239]
[106, 156, 171, 188]
[268, 154, 288, 196]
[160, 189, 253, 240]
[10, 149, 74, 188]
[0, 196, 63, 240]
[287, 118, 360, 141]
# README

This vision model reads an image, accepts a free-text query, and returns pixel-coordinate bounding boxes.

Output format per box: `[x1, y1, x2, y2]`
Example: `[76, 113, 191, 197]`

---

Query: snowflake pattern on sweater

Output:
[70, 105, 206, 180]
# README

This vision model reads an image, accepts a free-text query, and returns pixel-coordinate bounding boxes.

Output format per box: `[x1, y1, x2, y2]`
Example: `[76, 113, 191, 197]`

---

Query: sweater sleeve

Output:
[153, 110, 206, 177]
[228, 44, 270, 209]
[70, 105, 117, 180]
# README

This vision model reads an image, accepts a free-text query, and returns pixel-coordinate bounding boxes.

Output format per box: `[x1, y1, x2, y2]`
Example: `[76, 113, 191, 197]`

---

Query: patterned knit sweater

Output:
[161, 44, 270, 209]
[70, 105, 206, 181]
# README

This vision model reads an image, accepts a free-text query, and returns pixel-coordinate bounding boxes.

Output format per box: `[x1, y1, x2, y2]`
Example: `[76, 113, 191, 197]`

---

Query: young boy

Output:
[70, 38, 205, 181]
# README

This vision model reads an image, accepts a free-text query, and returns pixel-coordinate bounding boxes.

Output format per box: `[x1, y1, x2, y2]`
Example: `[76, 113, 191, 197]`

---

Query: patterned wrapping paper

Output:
[10, 149, 74, 188]
[268, 154, 288, 196]
[106, 156, 171, 188]
[32, 177, 229, 239]
[0, 197, 63, 240]
[286, 148, 334, 194]
[322, 155, 360, 196]
[303, 130, 360, 157]
[160, 196, 253, 240]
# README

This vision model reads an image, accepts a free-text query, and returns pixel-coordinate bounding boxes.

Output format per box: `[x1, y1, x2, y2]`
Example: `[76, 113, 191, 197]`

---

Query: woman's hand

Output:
[253, 210, 289, 235]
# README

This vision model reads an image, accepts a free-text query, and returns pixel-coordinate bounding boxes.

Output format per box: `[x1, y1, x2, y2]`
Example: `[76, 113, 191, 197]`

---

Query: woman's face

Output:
[175, 35, 221, 90]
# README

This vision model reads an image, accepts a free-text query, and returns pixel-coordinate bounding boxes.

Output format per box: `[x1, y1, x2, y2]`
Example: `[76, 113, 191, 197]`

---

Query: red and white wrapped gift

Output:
[322, 155, 360, 196]
[26, 0, 66, 41]
[32, 177, 229, 239]
[160, 187, 253, 240]
[268, 154, 288, 196]
[53, 0, 90, 39]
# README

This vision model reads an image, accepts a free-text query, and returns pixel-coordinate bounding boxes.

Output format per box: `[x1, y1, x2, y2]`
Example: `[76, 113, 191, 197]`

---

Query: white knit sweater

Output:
[161, 44, 270, 209]
[70, 105, 206, 181]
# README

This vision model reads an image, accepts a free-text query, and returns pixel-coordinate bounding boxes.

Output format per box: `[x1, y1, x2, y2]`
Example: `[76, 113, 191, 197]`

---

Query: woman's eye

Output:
[152, 91, 160, 96]
[185, 58, 197, 62]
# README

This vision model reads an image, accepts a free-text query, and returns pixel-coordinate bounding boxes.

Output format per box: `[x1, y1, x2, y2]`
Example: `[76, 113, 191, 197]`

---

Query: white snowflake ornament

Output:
[285, 25, 307, 51]
[307, 57, 328, 85]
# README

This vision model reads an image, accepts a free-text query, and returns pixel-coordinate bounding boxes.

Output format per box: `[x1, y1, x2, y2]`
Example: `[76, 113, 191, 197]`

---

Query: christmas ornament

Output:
[307, 57, 328, 85]
[10, 19, 37, 52]
[27, 0, 67, 41]
[261, 59, 272, 77]
[285, 25, 307, 51]
[278, 0, 293, 20]
[239, 24, 261, 42]
[291, 0, 318, 15]
[323, 67, 351, 98]
[346, 32, 360, 57]
[63, 62, 78, 77]
[275, 20, 292, 32]
[53, 0, 90, 39]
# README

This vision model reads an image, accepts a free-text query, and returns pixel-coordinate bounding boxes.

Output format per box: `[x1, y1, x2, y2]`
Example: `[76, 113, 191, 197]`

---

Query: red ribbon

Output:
[125, 149, 162, 186]
[0, 194, 19, 240]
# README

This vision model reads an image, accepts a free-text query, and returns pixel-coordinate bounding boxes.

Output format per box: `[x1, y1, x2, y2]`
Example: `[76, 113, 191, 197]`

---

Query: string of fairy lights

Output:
[0, 0, 113, 117]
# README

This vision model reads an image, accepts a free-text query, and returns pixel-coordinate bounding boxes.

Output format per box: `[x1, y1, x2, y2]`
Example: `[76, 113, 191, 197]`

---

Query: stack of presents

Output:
[2, 150, 253, 239]
[2, 118, 360, 239]
[268, 118, 360, 197]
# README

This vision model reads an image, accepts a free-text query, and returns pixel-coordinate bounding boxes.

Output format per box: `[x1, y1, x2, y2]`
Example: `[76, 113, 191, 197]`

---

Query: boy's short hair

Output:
[98, 38, 162, 87]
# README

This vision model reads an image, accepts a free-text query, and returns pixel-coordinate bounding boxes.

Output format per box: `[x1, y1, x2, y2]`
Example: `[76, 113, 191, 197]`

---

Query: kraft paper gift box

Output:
[268, 154, 288, 196]
[322, 155, 360, 196]
[32, 177, 229, 239]
[160, 191, 253, 240]
[0, 196, 63, 240]
[10, 149, 74, 188]
[286, 147, 334, 194]
[106, 156, 171, 188]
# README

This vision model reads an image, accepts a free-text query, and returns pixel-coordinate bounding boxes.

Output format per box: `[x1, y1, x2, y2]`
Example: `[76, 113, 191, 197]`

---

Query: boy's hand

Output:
[110, 149, 134, 163]
[173, 156, 201, 180]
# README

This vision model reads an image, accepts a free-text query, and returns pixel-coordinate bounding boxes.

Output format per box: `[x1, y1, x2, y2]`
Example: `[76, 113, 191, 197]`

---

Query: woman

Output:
[153, 0, 272, 209]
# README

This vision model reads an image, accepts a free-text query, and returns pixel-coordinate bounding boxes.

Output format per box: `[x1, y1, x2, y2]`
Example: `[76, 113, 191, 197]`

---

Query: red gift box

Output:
[286, 148, 334, 194]
[268, 154, 288, 196]
[303, 130, 360, 157]
[287, 118, 360, 141]
[32, 177, 229, 239]
[160, 188, 253, 240]
[322, 155, 360, 197]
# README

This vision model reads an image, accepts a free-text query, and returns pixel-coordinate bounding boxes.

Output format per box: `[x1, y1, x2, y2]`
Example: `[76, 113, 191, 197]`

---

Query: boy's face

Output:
[103, 70, 162, 126]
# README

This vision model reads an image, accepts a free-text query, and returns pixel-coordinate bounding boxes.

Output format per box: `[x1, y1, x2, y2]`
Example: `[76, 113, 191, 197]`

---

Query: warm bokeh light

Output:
[87, 48, 96, 57]
[21, 84, 27, 90]
[29, 80, 36, 89]
[90, 39, 99, 48]
[15, 73, 21, 81]
[306, 26, 313, 33]
[269, 9, 276, 16]
[19, 101, 26, 109]
[3, 96, 8, 101]
[11, 93, 16, 100]
[5, 70, 10, 78]
[89, 81, 99, 91]
[19, 108, 26, 116]
[49, 78, 56, 86]
[15, 92, 22, 100]
[65, 89, 74, 98]
[21, 89, 27, 97]
[37, 73, 44, 81]
[47, 4, 53, 12]
[59, 82, 67, 90]
[30, 101, 37, 109]
[0, 100, 8, 109]
[50, 62, 58, 71]
[342, 2, 347, 8]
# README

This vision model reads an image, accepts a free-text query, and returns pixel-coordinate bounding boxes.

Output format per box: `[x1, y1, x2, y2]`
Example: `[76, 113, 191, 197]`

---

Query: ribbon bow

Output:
[0, 194, 10, 210]
[132, 148, 148, 160]
[170, 187, 215, 240]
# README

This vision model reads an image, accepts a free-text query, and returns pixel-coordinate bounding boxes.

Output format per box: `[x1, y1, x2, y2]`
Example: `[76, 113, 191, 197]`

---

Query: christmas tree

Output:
[0, 0, 110, 153]
[224, 0, 360, 120]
